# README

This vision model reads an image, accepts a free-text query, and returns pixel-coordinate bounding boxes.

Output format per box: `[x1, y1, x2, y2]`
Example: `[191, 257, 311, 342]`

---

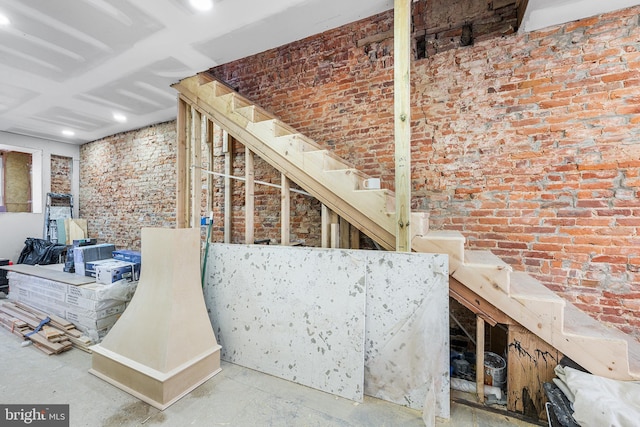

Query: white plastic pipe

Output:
[451, 377, 503, 400]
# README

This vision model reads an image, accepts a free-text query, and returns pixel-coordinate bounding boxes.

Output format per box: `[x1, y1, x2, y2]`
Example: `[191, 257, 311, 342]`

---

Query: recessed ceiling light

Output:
[62, 130, 75, 137]
[189, 0, 213, 12]
[0, 13, 10, 26]
[113, 113, 127, 123]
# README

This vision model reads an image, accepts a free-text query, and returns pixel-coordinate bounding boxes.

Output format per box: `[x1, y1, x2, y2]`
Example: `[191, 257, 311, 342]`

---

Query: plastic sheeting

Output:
[554, 365, 640, 427]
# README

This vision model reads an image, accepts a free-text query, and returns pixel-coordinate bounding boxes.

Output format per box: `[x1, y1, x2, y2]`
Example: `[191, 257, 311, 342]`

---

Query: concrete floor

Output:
[0, 329, 539, 427]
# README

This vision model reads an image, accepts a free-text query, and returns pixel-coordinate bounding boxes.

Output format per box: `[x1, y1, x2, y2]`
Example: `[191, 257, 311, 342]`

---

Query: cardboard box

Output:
[73, 244, 115, 276]
[85, 259, 140, 284]
[112, 250, 142, 264]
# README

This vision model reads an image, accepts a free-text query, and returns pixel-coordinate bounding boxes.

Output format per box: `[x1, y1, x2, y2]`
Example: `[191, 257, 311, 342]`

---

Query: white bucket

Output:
[484, 351, 506, 388]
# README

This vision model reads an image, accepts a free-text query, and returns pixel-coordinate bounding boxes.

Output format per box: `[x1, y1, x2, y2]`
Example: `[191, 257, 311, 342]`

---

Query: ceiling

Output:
[0, 0, 638, 146]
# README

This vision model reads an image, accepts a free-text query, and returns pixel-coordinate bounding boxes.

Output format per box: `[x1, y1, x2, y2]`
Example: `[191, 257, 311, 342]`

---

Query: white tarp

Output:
[555, 365, 640, 427]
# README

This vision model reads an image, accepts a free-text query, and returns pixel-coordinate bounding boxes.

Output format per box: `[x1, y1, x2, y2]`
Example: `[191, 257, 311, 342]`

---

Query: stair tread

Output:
[563, 304, 640, 350]
[423, 230, 465, 241]
[464, 250, 512, 271]
[510, 272, 565, 303]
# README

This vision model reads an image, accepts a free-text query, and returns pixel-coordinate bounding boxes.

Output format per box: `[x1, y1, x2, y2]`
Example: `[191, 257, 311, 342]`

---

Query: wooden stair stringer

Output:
[173, 75, 397, 250]
[414, 231, 640, 381]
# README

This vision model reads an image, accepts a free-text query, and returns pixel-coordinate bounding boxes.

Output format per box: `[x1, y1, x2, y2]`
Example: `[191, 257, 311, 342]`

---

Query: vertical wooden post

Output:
[330, 223, 339, 249]
[476, 316, 485, 404]
[205, 120, 215, 240]
[394, 0, 412, 252]
[223, 131, 233, 243]
[321, 204, 330, 248]
[191, 107, 202, 229]
[339, 217, 350, 249]
[281, 173, 290, 245]
[350, 226, 360, 249]
[176, 97, 189, 229]
[245, 146, 254, 244]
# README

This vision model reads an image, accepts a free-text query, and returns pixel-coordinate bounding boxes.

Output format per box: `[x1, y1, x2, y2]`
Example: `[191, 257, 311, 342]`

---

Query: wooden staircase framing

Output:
[172, 74, 640, 389]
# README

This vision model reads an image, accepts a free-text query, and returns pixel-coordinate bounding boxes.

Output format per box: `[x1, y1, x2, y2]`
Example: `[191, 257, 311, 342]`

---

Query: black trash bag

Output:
[17, 238, 66, 265]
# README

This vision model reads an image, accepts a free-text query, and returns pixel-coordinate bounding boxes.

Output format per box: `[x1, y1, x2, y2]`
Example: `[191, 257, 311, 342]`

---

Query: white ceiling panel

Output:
[0, 0, 636, 145]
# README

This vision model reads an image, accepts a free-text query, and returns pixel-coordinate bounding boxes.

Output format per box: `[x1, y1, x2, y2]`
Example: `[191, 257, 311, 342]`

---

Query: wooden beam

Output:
[176, 97, 188, 228]
[476, 316, 485, 404]
[191, 107, 203, 228]
[281, 173, 290, 245]
[245, 146, 254, 244]
[394, 0, 412, 252]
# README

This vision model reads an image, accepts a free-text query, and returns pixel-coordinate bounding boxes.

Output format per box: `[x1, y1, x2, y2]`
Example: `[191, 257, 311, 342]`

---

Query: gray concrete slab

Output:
[0, 329, 539, 427]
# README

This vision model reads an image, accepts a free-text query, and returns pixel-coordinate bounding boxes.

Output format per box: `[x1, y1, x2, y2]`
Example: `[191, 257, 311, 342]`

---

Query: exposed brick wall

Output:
[208, 5, 640, 337]
[79, 122, 177, 251]
[50, 154, 72, 194]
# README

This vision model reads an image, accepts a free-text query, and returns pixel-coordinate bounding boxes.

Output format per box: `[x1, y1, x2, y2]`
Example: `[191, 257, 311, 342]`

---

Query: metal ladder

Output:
[43, 192, 73, 243]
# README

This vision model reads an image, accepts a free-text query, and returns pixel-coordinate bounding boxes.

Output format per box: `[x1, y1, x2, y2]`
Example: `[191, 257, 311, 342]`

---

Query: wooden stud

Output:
[223, 132, 233, 243]
[281, 173, 290, 245]
[191, 107, 202, 228]
[350, 224, 360, 249]
[339, 217, 350, 249]
[206, 119, 215, 239]
[476, 315, 485, 404]
[321, 204, 330, 248]
[394, 0, 412, 252]
[176, 97, 188, 229]
[245, 146, 254, 244]
[330, 223, 339, 249]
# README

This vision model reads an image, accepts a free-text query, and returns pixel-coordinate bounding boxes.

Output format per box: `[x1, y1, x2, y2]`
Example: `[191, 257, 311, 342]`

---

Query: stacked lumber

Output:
[0, 301, 93, 354]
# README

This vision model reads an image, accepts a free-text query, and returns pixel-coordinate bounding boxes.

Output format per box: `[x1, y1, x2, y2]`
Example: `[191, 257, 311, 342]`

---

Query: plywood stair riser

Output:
[172, 74, 640, 382]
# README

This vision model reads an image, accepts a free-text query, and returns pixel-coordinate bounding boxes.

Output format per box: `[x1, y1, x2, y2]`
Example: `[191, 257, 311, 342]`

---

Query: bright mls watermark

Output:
[0, 405, 68, 426]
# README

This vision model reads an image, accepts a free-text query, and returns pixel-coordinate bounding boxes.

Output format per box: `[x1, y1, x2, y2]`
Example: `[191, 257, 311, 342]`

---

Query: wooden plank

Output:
[191, 107, 203, 228]
[507, 324, 563, 421]
[245, 146, 254, 244]
[321, 204, 330, 248]
[281, 174, 290, 245]
[394, 0, 412, 252]
[176, 96, 189, 229]
[476, 316, 485, 404]
[223, 131, 233, 243]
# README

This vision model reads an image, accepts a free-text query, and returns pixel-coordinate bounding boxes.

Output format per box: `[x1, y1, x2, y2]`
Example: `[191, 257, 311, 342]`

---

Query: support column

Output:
[394, 0, 411, 252]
